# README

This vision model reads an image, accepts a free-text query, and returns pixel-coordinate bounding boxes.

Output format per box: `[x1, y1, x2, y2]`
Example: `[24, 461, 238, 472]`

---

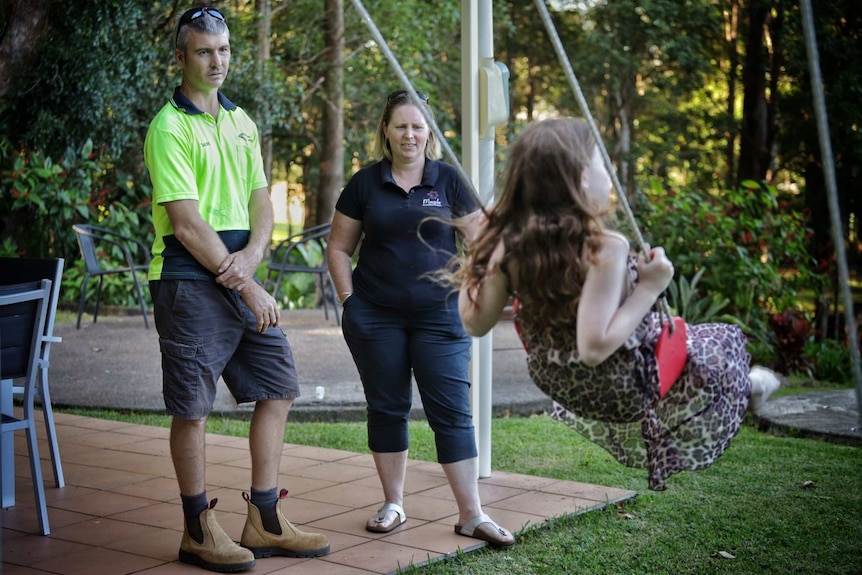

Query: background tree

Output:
[0, 1, 164, 262]
[0, 0, 50, 101]
[776, 0, 862, 340]
[737, 0, 782, 185]
[498, 0, 574, 142]
[255, 0, 275, 181]
[721, 0, 742, 190]
[318, 0, 344, 225]
[0, 0, 857, 355]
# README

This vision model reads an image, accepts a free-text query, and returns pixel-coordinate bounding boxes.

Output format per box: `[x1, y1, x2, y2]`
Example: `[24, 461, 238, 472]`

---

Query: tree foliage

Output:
[0, 0, 858, 345]
[777, 1, 862, 265]
[2, 2, 161, 171]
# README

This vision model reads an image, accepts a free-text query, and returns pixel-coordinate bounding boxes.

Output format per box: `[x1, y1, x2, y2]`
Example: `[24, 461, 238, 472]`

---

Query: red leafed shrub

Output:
[769, 310, 813, 375]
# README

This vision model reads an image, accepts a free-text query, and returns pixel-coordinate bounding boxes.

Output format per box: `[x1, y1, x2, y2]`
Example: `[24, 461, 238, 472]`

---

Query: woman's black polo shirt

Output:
[335, 159, 479, 310]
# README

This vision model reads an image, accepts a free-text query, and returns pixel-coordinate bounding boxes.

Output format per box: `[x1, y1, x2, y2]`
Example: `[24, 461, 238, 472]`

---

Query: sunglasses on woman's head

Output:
[387, 90, 430, 105]
[176, 7, 226, 44]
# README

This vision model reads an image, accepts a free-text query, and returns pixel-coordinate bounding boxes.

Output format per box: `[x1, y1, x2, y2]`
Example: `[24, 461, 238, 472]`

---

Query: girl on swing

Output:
[456, 117, 778, 490]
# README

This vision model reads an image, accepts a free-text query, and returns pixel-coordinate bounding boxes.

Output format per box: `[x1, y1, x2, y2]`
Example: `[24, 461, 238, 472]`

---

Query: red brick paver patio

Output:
[2, 411, 637, 575]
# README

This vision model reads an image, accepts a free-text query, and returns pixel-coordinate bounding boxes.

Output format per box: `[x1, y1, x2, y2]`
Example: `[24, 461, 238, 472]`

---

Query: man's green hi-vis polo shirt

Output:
[144, 87, 269, 281]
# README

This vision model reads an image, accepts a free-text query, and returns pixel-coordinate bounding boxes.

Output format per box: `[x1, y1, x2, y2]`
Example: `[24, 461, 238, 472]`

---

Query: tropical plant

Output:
[263, 238, 327, 310]
[0, 138, 103, 260]
[633, 179, 827, 367]
[804, 338, 853, 384]
[0, 237, 18, 257]
[666, 267, 730, 324]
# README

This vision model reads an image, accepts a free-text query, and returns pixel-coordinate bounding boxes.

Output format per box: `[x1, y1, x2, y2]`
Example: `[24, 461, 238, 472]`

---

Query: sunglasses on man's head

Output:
[387, 90, 430, 105]
[176, 7, 226, 44]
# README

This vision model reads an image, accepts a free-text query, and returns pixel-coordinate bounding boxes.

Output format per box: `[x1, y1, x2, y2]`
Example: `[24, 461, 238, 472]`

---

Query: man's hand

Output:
[216, 250, 258, 291]
[238, 282, 280, 333]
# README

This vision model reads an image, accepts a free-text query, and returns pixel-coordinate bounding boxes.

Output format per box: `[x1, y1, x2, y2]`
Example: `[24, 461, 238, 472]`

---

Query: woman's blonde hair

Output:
[372, 90, 441, 161]
[460, 117, 607, 333]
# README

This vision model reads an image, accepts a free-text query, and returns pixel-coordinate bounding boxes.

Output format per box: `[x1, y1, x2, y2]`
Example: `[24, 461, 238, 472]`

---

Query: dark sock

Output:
[250, 487, 281, 535]
[181, 492, 208, 544]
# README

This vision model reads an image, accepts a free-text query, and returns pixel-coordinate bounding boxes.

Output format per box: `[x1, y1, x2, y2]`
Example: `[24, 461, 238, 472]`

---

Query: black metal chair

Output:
[0, 257, 65, 489]
[72, 224, 151, 329]
[0, 279, 52, 535]
[263, 223, 340, 325]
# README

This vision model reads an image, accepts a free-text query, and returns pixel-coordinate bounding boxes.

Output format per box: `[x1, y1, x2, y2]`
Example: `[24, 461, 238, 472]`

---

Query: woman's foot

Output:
[454, 513, 515, 548]
[365, 502, 406, 533]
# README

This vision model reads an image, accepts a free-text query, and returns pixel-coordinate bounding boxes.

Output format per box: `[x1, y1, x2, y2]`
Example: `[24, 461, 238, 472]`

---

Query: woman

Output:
[457, 117, 778, 491]
[327, 89, 514, 547]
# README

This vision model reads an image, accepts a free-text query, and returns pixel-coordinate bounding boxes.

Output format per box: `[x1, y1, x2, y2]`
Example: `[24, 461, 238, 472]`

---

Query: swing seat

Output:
[656, 317, 687, 398]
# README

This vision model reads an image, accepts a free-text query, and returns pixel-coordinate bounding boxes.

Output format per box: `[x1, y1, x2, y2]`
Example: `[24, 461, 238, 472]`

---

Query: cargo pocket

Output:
[160, 338, 203, 406]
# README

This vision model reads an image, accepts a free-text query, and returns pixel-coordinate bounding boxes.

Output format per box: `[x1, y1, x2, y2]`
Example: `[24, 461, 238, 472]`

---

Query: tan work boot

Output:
[179, 498, 256, 573]
[240, 489, 330, 558]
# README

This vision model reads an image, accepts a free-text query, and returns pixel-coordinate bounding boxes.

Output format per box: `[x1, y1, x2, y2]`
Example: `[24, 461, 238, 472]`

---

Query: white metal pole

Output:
[475, 0, 495, 479]
[462, 0, 488, 477]
[460, 2, 479, 200]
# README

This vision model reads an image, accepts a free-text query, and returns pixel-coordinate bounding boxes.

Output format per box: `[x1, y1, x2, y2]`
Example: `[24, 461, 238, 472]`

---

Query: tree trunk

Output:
[723, 0, 740, 189]
[765, 1, 784, 180]
[0, 0, 51, 101]
[738, 0, 771, 184]
[611, 74, 635, 198]
[318, 0, 344, 225]
[255, 0, 273, 184]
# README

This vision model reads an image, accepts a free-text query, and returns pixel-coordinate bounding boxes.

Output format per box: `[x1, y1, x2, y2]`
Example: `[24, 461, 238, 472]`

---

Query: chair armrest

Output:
[90, 233, 145, 272]
[90, 226, 152, 266]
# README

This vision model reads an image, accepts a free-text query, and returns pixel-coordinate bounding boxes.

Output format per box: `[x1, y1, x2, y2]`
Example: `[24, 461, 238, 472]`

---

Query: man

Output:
[144, 7, 329, 572]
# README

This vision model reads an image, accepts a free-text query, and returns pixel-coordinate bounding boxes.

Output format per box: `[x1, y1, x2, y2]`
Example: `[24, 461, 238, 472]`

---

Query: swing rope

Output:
[349, 0, 484, 209]
[533, 0, 675, 325]
[352, 0, 675, 328]
[350, 0, 686, 395]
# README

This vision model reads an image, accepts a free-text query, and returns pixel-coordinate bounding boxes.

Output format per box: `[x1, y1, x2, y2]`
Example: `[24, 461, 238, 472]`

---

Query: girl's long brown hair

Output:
[461, 118, 606, 335]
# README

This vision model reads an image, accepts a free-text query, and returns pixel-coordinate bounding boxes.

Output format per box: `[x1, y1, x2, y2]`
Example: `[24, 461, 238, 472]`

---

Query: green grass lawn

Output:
[60, 408, 862, 575]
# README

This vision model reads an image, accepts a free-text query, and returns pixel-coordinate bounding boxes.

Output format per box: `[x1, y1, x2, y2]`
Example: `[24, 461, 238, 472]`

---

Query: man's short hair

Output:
[175, 7, 229, 51]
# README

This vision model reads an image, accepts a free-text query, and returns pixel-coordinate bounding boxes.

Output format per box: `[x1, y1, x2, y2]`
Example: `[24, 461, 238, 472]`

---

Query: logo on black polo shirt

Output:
[422, 190, 442, 207]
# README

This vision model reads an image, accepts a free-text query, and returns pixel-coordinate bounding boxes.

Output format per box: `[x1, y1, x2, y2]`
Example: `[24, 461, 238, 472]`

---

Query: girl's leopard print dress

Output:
[514, 256, 751, 490]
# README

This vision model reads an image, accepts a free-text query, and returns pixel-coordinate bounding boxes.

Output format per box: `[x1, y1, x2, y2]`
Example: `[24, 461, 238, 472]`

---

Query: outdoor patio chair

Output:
[263, 223, 340, 326]
[0, 279, 52, 535]
[0, 257, 65, 489]
[72, 224, 151, 329]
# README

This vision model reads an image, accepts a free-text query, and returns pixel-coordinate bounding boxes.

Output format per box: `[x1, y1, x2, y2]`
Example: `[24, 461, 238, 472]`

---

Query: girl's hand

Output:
[637, 245, 674, 296]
